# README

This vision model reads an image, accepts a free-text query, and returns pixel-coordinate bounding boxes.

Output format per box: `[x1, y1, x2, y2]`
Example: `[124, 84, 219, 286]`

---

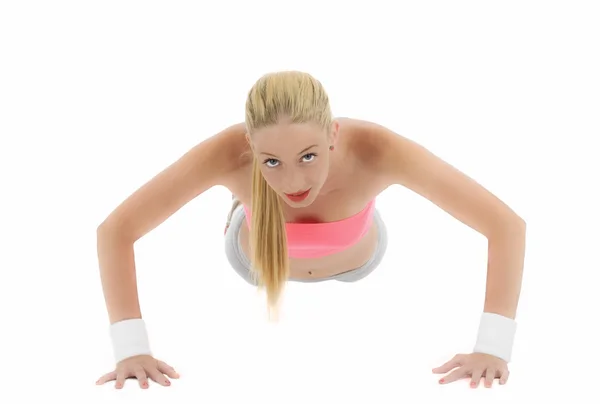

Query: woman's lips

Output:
[285, 188, 311, 202]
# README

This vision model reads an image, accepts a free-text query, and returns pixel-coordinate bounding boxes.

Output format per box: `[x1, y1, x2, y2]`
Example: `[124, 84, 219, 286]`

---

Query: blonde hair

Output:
[244, 71, 333, 321]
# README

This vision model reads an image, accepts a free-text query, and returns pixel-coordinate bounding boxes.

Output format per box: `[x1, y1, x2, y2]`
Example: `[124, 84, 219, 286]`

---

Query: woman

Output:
[96, 71, 526, 389]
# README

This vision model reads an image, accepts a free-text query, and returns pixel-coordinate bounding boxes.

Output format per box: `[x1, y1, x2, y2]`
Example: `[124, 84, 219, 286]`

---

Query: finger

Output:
[147, 367, 171, 387]
[440, 366, 469, 384]
[96, 371, 116, 385]
[157, 361, 180, 379]
[115, 371, 127, 389]
[432, 355, 463, 374]
[471, 368, 493, 388]
[134, 366, 149, 389]
[484, 368, 495, 388]
[499, 369, 510, 385]
[470, 368, 484, 388]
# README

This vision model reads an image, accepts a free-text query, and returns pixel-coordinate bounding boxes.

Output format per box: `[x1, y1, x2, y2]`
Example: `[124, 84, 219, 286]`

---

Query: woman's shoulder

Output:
[210, 121, 253, 168]
[208, 122, 253, 195]
[340, 117, 390, 167]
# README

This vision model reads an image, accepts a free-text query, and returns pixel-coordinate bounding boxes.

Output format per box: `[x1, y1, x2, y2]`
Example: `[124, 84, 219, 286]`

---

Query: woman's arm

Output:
[371, 124, 526, 320]
[96, 123, 247, 324]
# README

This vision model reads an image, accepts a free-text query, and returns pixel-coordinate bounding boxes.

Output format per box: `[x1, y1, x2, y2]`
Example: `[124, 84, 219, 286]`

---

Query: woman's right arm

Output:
[96, 123, 246, 332]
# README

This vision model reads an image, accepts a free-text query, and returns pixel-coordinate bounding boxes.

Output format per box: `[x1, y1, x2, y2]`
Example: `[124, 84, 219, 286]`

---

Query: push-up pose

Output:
[96, 71, 526, 390]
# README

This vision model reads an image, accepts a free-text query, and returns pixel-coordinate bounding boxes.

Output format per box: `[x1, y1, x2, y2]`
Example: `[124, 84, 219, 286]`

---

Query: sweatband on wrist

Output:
[110, 318, 152, 364]
[473, 312, 517, 362]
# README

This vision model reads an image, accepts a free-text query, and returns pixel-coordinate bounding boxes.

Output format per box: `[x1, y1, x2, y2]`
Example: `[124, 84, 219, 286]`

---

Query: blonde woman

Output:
[96, 71, 526, 390]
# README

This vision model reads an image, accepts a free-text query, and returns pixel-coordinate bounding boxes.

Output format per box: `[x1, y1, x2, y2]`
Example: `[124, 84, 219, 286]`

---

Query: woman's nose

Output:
[283, 170, 305, 191]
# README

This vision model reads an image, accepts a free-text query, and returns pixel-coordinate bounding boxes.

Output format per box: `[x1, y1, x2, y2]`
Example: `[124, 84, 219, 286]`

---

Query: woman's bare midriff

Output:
[222, 118, 390, 281]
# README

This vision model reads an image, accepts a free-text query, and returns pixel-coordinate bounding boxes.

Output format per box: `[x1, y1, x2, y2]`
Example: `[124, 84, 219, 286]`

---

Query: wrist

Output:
[473, 312, 517, 362]
[109, 318, 152, 363]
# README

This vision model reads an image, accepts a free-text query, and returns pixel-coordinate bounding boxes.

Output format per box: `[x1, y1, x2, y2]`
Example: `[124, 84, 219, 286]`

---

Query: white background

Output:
[1, 1, 599, 402]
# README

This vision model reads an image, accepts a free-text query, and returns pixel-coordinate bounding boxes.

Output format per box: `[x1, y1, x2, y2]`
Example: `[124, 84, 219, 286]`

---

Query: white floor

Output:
[1, 1, 599, 402]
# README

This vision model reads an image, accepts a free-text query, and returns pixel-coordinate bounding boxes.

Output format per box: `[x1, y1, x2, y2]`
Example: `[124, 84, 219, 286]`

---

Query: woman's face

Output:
[248, 119, 338, 207]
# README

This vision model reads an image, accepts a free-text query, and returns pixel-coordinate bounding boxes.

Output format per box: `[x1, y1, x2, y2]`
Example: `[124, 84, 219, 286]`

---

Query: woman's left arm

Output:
[371, 123, 526, 387]
[375, 126, 526, 317]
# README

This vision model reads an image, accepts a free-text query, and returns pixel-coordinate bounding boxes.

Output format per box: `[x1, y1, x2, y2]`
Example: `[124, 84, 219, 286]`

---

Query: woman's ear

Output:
[329, 120, 340, 147]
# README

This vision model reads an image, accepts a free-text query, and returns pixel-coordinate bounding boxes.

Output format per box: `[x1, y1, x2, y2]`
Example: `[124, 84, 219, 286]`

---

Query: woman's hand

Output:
[432, 353, 510, 388]
[96, 354, 180, 389]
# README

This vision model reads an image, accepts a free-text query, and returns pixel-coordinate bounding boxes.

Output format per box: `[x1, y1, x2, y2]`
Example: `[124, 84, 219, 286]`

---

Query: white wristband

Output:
[110, 318, 152, 364]
[473, 312, 517, 363]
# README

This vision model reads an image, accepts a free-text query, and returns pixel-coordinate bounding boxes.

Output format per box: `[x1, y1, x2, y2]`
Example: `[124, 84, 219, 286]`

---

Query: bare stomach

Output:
[238, 219, 379, 280]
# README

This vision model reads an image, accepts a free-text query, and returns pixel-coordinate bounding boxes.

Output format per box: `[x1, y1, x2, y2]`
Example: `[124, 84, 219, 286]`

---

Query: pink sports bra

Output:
[242, 200, 376, 259]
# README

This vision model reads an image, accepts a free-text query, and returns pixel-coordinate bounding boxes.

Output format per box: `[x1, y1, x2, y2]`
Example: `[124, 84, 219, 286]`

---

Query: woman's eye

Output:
[264, 158, 279, 167]
[263, 153, 316, 168]
[302, 153, 316, 162]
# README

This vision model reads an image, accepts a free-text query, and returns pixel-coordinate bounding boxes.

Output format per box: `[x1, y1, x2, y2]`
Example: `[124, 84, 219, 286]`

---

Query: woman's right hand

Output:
[96, 354, 180, 389]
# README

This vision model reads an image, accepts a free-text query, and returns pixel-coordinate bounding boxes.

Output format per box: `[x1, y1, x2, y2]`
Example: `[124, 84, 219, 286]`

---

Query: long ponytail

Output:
[249, 157, 289, 321]
[244, 70, 333, 321]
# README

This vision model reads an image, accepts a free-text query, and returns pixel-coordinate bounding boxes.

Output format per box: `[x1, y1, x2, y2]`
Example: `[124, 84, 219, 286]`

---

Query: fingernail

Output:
[439, 379, 444, 383]
[471, 382, 476, 387]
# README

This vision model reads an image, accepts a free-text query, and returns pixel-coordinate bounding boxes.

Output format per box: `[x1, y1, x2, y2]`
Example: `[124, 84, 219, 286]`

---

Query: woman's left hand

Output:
[432, 353, 510, 388]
